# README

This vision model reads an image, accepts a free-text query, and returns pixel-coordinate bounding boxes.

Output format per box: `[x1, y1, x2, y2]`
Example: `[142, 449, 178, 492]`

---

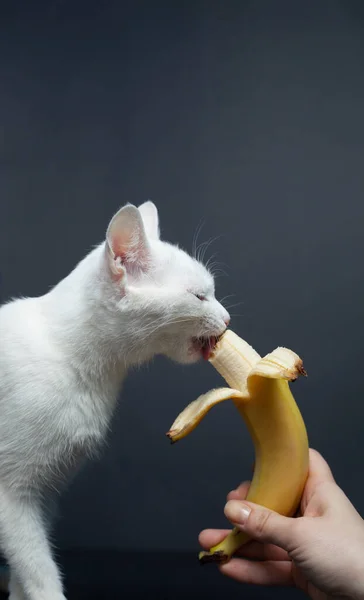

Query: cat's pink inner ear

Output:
[106, 204, 150, 279]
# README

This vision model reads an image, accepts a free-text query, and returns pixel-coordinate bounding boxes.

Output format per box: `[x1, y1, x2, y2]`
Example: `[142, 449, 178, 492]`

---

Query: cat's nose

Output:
[219, 304, 230, 328]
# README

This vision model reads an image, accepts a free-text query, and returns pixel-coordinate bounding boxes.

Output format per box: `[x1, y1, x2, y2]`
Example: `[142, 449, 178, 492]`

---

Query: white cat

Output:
[0, 201, 230, 599]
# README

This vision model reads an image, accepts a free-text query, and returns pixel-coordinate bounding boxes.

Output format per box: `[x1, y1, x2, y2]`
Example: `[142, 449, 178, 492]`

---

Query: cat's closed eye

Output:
[191, 292, 206, 301]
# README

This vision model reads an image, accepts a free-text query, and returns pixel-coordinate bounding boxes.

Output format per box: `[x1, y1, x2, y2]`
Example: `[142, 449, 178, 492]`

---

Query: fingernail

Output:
[224, 500, 251, 524]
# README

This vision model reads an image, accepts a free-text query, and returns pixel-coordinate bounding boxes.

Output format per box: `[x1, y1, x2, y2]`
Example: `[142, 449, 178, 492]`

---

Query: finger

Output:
[227, 490, 242, 501]
[198, 529, 230, 549]
[199, 530, 289, 561]
[301, 448, 336, 511]
[307, 448, 335, 487]
[219, 558, 293, 586]
[238, 540, 289, 562]
[227, 480, 250, 501]
[224, 500, 299, 550]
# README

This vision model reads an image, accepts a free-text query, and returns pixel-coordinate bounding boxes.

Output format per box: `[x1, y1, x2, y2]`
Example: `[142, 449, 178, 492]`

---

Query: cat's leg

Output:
[7, 495, 62, 600]
[7, 490, 64, 600]
[0, 485, 66, 600]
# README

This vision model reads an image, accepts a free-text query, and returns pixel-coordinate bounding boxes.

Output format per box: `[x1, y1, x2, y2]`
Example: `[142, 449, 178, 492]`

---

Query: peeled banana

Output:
[166, 329, 309, 564]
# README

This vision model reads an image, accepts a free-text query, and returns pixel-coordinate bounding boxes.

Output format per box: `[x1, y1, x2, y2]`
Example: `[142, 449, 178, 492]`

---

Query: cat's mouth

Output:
[192, 335, 222, 360]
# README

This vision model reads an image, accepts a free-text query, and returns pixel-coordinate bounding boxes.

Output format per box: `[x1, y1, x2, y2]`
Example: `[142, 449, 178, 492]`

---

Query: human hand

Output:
[199, 449, 364, 600]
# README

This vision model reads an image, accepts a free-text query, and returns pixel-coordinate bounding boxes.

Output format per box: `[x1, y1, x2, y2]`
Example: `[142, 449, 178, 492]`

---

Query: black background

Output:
[1, 1, 364, 598]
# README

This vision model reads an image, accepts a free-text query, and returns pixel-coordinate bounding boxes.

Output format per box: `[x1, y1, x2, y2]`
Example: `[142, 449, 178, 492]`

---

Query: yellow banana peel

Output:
[166, 329, 309, 564]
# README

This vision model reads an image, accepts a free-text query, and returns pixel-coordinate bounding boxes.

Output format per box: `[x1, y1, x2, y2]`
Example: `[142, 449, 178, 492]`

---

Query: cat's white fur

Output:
[0, 202, 230, 599]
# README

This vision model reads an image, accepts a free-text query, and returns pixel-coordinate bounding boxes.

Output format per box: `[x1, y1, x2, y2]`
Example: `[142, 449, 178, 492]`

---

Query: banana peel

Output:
[166, 329, 309, 564]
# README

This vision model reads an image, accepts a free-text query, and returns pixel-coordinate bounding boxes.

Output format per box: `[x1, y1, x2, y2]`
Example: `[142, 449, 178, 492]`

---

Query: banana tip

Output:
[165, 431, 176, 444]
[296, 361, 308, 378]
[198, 550, 230, 565]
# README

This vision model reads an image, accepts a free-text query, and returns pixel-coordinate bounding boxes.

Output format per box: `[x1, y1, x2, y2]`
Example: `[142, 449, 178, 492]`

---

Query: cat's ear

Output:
[138, 201, 160, 240]
[105, 204, 150, 280]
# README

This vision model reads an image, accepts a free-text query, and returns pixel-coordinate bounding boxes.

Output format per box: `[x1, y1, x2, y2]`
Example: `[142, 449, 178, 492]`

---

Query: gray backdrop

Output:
[1, 0, 364, 569]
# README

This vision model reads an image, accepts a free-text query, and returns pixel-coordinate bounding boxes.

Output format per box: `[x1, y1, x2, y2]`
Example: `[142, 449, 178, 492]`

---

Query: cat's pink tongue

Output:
[193, 335, 219, 360]
[202, 345, 212, 360]
[200, 336, 219, 360]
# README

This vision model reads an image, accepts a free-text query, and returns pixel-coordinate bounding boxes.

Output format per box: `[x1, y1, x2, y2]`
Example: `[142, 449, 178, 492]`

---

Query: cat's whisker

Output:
[192, 219, 205, 259]
[196, 234, 222, 264]
[224, 301, 244, 310]
[209, 268, 228, 278]
[204, 254, 229, 279]
[204, 253, 218, 270]
[205, 257, 228, 271]
[207, 262, 226, 274]
[219, 294, 236, 305]
[196, 239, 209, 263]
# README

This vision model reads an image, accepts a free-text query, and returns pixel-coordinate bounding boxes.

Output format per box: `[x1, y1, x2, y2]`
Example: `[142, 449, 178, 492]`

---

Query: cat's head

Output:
[103, 201, 230, 365]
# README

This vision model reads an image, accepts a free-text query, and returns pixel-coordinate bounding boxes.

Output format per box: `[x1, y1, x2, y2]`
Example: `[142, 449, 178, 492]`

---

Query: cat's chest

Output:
[59, 385, 118, 451]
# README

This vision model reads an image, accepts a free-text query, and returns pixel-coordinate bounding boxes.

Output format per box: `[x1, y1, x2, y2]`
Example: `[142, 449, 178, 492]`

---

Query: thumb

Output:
[224, 500, 298, 550]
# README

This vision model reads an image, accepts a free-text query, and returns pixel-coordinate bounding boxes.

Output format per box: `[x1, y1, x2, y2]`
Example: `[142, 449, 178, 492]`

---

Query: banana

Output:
[166, 329, 309, 564]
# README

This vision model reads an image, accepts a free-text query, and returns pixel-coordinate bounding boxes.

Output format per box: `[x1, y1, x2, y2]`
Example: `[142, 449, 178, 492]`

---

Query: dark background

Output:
[1, 0, 364, 598]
